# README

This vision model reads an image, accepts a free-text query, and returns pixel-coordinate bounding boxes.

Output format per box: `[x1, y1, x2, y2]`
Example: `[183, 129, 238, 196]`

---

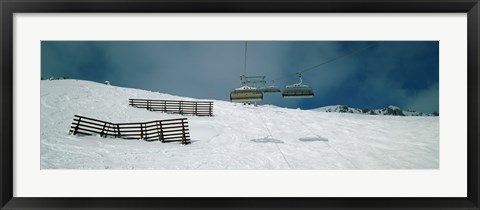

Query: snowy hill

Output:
[313, 105, 438, 116]
[41, 79, 439, 169]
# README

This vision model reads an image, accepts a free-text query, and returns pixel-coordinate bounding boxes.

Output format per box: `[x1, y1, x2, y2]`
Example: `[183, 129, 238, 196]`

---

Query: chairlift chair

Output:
[262, 86, 281, 93]
[282, 83, 314, 98]
[261, 80, 281, 93]
[230, 86, 264, 102]
[282, 73, 314, 98]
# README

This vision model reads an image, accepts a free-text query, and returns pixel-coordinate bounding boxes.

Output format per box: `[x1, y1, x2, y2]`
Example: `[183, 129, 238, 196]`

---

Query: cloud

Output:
[41, 42, 109, 80]
[403, 83, 439, 113]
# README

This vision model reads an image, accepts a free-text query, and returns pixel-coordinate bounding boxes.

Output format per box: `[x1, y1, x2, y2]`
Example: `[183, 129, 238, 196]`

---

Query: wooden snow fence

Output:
[68, 115, 191, 144]
[129, 99, 213, 117]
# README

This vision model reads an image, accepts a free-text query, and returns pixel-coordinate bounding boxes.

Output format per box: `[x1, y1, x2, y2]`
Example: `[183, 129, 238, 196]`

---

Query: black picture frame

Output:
[1, 0, 479, 209]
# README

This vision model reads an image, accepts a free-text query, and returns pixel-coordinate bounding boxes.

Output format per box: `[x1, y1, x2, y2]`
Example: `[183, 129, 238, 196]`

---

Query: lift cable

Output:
[258, 109, 293, 169]
[299, 41, 380, 75]
[285, 111, 359, 169]
[272, 41, 381, 83]
[244, 41, 248, 76]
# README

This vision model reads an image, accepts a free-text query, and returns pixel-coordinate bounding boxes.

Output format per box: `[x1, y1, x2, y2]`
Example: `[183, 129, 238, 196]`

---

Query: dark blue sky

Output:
[41, 41, 439, 113]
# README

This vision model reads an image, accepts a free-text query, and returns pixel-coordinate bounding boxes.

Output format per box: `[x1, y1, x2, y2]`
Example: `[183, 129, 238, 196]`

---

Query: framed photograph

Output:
[1, 0, 479, 209]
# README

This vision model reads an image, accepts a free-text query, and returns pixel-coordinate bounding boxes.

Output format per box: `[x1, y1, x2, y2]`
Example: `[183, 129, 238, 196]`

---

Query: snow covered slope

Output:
[41, 79, 439, 169]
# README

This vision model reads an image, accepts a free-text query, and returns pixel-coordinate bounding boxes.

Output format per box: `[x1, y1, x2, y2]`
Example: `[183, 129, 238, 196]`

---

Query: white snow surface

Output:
[41, 79, 439, 169]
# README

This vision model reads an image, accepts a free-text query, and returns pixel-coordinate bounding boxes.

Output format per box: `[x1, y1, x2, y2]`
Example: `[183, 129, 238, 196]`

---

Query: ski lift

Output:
[230, 42, 266, 103]
[230, 85, 263, 102]
[282, 73, 314, 98]
[241, 75, 266, 87]
[261, 80, 281, 93]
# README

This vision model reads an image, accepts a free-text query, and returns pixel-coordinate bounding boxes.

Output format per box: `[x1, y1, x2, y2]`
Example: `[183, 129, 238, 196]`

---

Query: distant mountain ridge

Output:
[313, 105, 439, 116]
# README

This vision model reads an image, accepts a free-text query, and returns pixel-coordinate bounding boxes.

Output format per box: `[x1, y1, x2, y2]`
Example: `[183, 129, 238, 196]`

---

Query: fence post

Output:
[129, 99, 133, 106]
[116, 124, 121, 138]
[179, 101, 182, 114]
[104, 123, 108, 137]
[155, 121, 161, 141]
[113, 123, 117, 138]
[159, 121, 164, 143]
[209, 102, 212, 116]
[181, 119, 187, 144]
[100, 122, 107, 137]
[194, 102, 197, 116]
[140, 123, 143, 140]
[163, 100, 166, 112]
[73, 116, 82, 135]
[147, 100, 150, 110]
[108, 122, 114, 138]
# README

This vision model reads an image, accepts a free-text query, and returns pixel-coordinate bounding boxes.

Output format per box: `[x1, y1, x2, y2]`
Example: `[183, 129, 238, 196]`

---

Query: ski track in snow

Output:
[40, 80, 439, 170]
